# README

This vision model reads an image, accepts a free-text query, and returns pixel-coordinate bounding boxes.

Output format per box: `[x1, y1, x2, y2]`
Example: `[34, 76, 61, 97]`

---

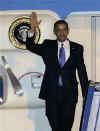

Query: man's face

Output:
[55, 24, 69, 42]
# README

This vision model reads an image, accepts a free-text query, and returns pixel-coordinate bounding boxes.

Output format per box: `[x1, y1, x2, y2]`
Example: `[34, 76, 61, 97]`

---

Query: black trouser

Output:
[45, 86, 76, 131]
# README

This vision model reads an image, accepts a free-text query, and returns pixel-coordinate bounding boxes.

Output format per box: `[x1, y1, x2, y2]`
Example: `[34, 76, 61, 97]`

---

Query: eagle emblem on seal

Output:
[9, 17, 40, 50]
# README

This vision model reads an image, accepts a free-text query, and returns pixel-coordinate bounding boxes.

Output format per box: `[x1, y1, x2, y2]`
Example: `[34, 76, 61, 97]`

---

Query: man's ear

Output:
[53, 28, 55, 34]
[53, 29, 57, 35]
[68, 28, 70, 34]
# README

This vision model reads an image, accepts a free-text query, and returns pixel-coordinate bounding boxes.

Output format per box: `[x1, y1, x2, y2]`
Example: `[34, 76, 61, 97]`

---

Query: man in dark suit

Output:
[26, 12, 88, 131]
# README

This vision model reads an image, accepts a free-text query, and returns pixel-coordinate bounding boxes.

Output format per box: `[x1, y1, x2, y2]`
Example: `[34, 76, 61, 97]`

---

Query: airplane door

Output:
[95, 17, 100, 81]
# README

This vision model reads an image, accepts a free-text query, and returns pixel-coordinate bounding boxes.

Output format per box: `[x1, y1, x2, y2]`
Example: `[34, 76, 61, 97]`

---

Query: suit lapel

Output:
[55, 40, 60, 68]
[62, 40, 76, 68]
[62, 41, 72, 67]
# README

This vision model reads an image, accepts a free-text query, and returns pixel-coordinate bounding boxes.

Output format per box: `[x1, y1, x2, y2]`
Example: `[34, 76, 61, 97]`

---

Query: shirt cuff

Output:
[28, 31, 35, 38]
[0, 97, 3, 103]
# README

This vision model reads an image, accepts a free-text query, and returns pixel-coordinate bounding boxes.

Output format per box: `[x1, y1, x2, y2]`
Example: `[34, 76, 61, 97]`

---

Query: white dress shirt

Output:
[58, 39, 70, 62]
[28, 31, 35, 37]
[0, 98, 3, 103]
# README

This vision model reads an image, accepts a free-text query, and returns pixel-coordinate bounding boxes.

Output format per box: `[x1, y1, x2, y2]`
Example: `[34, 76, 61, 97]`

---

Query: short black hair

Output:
[53, 20, 69, 33]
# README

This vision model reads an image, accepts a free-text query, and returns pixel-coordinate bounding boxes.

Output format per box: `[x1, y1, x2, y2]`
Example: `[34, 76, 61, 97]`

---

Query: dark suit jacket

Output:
[26, 37, 88, 103]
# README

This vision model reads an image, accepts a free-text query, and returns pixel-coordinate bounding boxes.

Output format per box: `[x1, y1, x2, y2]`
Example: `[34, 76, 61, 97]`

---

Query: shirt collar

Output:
[57, 39, 69, 48]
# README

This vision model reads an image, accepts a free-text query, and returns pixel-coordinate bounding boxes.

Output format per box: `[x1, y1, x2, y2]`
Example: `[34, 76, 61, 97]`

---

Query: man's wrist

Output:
[28, 30, 35, 38]
[0, 97, 3, 103]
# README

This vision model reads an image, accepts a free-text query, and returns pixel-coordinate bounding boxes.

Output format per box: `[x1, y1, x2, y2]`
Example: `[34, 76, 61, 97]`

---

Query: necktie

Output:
[58, 44, 65, 86]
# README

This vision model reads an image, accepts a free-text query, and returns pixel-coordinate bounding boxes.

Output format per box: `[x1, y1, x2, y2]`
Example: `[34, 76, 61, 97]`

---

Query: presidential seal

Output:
[9, 17, 40, 50]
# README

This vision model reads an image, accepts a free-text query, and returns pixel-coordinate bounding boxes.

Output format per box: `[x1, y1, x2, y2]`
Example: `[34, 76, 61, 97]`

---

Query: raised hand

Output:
[30, 12, 41, 32]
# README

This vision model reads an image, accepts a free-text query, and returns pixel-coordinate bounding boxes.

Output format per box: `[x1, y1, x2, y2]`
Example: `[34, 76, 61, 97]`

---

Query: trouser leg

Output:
[45, 102, 60, 131]
[59, 102, 76, 131]
[45, 86, 76, 131]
